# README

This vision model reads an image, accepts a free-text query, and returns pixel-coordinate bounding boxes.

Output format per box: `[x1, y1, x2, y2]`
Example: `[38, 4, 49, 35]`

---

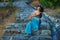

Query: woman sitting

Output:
[25, 4, 44, 36]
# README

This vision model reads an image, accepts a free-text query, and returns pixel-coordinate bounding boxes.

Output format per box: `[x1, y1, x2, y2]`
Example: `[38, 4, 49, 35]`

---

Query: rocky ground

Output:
[0, 7, 18, 36]
[45, 9, 60, 18]
[0, 0, 60, 40]
[1, 1, 52, 40]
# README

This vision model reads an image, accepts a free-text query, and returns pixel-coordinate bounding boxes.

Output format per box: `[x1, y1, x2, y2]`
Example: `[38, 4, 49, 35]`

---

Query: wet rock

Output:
[2, 36, 10, 40]
[29, 36, 39, 40]
[15, 23, 23, 27]
[57, 29, 60, 40]
[40, 22, 50, 30]
[40, 30, 51, 36]
[2, 0, 55, 40]
[0, 2, 8, 7]
[29, 36, 52, 40]
[13, 34, 28, 40]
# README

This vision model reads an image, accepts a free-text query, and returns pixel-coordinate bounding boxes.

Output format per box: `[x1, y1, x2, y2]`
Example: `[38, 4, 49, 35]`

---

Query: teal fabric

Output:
[25, 16, 41, 34]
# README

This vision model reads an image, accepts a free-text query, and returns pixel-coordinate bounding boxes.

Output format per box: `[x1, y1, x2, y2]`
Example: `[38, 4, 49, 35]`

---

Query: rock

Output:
[57, 29, 60, 40]
[40, 22, 50, 30]
[4, 29, 10, 33]
[29, 36, 39, 40]
[2, 0, 56, 40]
[13, 34, 28, 40]
[40, 30, 51, 36]
[29, 36, 52, 40]
[2, 36, 10, 40]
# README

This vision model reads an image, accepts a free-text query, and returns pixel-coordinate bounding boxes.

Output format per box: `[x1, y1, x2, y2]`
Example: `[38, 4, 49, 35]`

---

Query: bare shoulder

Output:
[32, 10, 40, 15]
[34, 11, 38, 13]
[35, 11, 40, 15]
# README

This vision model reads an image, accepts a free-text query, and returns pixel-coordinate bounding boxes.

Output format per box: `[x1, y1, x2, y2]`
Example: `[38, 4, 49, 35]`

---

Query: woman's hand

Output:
[28, 16, 32, 21]
[28, 11, 39, 21]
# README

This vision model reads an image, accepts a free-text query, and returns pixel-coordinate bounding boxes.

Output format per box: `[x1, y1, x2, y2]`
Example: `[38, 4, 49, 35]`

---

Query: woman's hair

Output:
[37, 4, 44, 12]
[37, 4, 44, 18]
[37, 4, 44, 28]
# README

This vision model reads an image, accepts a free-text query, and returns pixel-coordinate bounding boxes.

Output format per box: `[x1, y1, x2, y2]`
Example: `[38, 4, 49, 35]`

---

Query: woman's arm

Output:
[28, 11, 40, 20]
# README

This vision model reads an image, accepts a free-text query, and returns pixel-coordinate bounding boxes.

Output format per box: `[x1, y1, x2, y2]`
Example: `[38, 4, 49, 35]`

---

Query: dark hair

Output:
[37, 4, 44, 29]
[37, 4, 44, 18]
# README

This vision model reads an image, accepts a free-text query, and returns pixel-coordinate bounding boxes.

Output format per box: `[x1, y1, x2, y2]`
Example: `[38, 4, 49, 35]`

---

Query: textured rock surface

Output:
[2, 0, 52, 40]
[1, 0, 59, 40]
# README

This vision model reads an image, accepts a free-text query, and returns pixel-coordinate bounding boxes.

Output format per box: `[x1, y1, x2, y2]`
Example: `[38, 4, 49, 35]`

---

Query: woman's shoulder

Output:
[34, 10, 40, 15]
[34, 10, 38, 13]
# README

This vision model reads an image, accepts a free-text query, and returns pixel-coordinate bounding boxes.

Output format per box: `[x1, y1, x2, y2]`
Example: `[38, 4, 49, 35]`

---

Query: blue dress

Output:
[25, 16, 41, 34]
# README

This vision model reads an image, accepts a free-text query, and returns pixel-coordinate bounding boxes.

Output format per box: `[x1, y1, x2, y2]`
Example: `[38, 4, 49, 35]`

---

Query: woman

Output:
[25, 4, 44, 36]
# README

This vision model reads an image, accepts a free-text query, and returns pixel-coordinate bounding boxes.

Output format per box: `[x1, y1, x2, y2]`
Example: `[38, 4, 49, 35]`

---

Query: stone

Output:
[29, 36, 52, 40]
[40, 30, 51, 36]
[40, 22, 50, 30]
[1, 0, 57, 40]
[13, 34, 28, 40]
[29, 36, 39, 40]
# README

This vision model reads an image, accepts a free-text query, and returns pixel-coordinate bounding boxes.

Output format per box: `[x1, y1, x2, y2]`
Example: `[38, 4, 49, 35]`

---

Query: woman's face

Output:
[37, 7, 40, 11]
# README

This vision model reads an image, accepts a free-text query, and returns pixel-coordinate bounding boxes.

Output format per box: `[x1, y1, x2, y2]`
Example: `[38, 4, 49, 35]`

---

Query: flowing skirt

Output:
[25, 17, 41, 34]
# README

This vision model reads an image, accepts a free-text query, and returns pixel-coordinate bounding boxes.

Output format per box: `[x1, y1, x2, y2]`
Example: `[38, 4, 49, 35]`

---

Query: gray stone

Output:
[40, 30, 51, 36]
[29, 36, 52, 40]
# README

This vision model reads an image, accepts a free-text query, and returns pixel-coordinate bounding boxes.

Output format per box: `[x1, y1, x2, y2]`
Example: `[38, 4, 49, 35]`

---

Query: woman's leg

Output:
[25, 21, 32, 34]
[31, 19, 41, 35]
